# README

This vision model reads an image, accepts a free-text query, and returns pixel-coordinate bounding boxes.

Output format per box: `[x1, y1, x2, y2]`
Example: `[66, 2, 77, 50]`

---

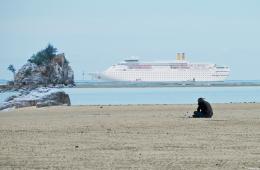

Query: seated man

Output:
[193, 98, 213, 118]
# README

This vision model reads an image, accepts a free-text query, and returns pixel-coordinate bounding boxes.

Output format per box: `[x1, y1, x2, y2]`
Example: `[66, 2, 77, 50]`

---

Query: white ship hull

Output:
[90, 53, 230, 82]
[91, 69, 229, 82]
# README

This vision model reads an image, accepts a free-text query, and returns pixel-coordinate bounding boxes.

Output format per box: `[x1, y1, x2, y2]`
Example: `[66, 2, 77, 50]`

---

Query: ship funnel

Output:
[176, 53, 185, 60]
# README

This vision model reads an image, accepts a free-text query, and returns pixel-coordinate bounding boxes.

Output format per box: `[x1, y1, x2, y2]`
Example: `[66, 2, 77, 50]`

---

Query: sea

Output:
[61, 86, 260, 105]
[1, 80, 260, 105]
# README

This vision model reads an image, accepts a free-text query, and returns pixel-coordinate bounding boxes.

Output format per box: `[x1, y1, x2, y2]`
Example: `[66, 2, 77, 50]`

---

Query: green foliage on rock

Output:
[28, 44, 57, 65]
[7, 64, 16, 73]
[24, 68, 32, 76]
[7, 64, 16, 80]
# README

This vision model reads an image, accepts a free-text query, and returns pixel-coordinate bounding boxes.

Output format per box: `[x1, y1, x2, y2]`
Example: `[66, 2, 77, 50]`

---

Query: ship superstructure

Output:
[90, 53, 230, 82]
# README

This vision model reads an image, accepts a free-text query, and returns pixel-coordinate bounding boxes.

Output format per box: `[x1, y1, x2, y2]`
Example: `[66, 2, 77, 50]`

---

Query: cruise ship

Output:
[90, 53, 230, 82]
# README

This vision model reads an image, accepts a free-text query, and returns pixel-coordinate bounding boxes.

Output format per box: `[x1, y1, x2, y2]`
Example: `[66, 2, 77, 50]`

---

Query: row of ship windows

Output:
[111, 72, 212, 76]
[110, 73, 216, 78]
[212, 75, 228, 76]
[124, 67, 212, 70]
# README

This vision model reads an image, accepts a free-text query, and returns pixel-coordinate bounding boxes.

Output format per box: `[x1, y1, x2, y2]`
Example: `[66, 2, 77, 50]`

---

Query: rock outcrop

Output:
[0, 88, 71, 111]
[36, 91, 71, 108]
[15, 53, 74, 86]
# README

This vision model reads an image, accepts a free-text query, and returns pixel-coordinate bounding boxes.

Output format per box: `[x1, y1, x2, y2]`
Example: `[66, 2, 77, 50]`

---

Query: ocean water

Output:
[1, 86, 260, 105]
[63, 86, 260, 105]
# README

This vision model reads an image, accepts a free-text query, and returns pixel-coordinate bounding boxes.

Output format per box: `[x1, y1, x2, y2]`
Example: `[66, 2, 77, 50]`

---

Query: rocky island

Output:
[15, 44, 74, 86]
[0, 44, 74, 110]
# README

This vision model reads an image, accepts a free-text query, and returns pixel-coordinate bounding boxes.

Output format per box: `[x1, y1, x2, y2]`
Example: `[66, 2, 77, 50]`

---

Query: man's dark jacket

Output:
[197, 99, 213, 118]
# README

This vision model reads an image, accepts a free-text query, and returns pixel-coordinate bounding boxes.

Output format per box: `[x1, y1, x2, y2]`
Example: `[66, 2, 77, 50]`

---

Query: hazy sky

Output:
[0, 0, 259, 80]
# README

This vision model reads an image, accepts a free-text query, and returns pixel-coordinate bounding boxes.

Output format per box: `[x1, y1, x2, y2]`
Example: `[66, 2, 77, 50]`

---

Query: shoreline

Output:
[1, 102, 259, 111]
[1, 102, 259, 110]
[75, 81, 260, 88]
[1, 81, 260, 92]
[1, 103, 260, 169]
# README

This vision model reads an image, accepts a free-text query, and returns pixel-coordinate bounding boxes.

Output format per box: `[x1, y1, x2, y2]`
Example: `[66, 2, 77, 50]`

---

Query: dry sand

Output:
[0, 103, 260, 170]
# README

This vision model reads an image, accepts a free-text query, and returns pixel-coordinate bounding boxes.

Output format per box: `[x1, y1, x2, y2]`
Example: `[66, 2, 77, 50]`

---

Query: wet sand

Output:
[0, 103, 260, 169]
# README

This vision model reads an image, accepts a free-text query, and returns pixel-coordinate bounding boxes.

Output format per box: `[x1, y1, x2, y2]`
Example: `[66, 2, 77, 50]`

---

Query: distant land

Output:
[1, 79, 260, 88]
[74, 79, 260, 88]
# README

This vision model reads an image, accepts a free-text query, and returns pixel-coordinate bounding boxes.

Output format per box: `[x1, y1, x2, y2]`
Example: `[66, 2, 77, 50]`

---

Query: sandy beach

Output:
[0, 103, 260, 169]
